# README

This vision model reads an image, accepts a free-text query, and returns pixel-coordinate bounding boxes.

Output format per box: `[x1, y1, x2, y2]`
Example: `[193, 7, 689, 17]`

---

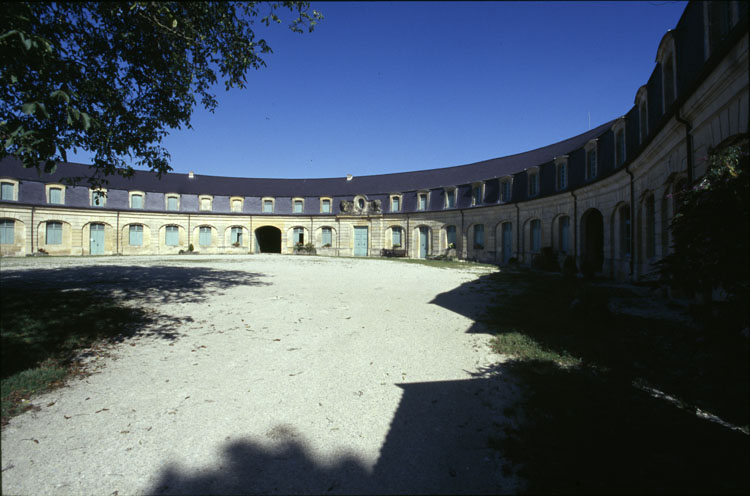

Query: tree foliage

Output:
[0, 2, 322, 186]
[658, 139, 750, 304]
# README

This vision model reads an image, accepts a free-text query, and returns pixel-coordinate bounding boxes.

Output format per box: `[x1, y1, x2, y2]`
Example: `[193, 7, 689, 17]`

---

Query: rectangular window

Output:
[199, 226, 212, 247]
[501, 180, 512, 202]
[165, 226, 179, 246]
[664, 58, 675, 109]
[293, 227, 304, 244]
[322, 227, 332, 246]
[321, 199, 331, 213]
[639, 103, 648, 144]
[557, 164, 567, 190]
[559, 216, 569, 253]
[293, 200, 303, 213]
[232, 199, 242, 212]
[92, 191, 105, 207]
[445, 189, 455, 208]
[528, 173, 538, 196]
[391, 196, 400, 212]
[167, 196, 178, 211]
[474, 224, 484, 248]
[129, 225, 143, 246]
[49, 187, 63, 204]
[586, 149, 597, 179]
[200, 198, 211, 211]
[131, 194, 143, 209]
[531, 219, 541, 252]
[472, 185, 482, 206]
[46, 221, 63, 245]
[446, 225, 456, 247]
[418, 194, 427, 211]
[1, 182, 14, 201]
[0, 219, 14, 244]
[392, 227, 402, 247]
[263, 200, 273, 213]
[231, 227, 242, 245]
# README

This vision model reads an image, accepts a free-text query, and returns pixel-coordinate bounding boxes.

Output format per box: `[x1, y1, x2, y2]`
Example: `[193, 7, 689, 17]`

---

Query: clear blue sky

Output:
[70, 1, 689, 179]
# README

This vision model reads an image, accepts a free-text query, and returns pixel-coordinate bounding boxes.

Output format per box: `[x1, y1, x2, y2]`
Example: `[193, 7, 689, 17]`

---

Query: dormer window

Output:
[417, 192, 428, 211]
[262, 198, 274, 213]
[199, 195, 213, 211]
[129, 191, 145, 209]
[166, 194, 180, 211]
[585, 140, 598, 180]
[0, 181, 17, 201]
[390, 195, 401, 212]
[636, 86, 648, 145]
[293, 198, 304, 214]
[500, 177, 513, 203]
[554, 157, 568, 191]
[657, 31, 677, 113]
[46, 184, 65, 204]
[444, 188, 456, 209]
[231, 197, 243, 213]
[612, 119, 627, 167]
[471, 183, 483, 206]
[527, 169, 539, 197]
[91, 189, 107, 207]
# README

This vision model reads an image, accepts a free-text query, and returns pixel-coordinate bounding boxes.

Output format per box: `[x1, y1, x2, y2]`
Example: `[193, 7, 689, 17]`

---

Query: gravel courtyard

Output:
[1, 255, 519, 495]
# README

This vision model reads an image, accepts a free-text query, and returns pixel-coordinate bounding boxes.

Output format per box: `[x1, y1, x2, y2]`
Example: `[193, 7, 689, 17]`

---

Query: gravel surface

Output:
[1, 254, 520, 495]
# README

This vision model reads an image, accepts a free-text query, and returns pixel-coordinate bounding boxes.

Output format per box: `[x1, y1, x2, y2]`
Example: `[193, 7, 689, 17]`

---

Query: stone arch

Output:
[385, 224, 405, 250]
[225, 225, 248, 249]
[38, 219, 73, 255]
[82, 221, 114, 255]
[286, 225, 309, 248]
[121, 222, 152, 253]
[551, 213, 571, 255]
[0, 216, 26, 256]
[411, 224, 431, 259]
[495, 220, 514, 264]
[581, 208, 604, 274]
[255, 225, 281, 253]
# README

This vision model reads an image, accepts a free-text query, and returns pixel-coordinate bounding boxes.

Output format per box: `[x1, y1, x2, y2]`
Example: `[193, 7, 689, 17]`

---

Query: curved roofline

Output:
[1, 117, 617, 197]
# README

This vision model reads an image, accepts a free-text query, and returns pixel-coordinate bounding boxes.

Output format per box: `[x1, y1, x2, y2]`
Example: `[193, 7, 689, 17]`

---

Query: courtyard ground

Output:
[1, 254, 518, 495]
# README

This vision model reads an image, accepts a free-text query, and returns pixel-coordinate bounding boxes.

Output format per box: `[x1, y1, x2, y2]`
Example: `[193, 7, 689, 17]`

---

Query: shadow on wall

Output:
[144, 377, 518, 495]
[0, 264, 269, 305]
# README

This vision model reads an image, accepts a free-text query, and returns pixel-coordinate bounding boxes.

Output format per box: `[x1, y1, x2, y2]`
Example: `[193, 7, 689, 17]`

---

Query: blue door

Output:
[502, 223, 512, 263]
[419, 227, 429, 258]
[90, 223, 105, 255]
[354, 227, 368, 256]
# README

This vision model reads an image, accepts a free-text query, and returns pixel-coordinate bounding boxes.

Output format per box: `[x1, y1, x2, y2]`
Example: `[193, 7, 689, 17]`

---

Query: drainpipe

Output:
[310, 216, 313, 246]
[116, 211, 120, 255]
[336, 216, 340, 257]
[570, 191, 578, 262]
[31, 206, 35, 253]
[675, 108, 694, 184]
[514, 203, 520, 261]
[187, 214, 191, 247]
[625, 165, 635, 277]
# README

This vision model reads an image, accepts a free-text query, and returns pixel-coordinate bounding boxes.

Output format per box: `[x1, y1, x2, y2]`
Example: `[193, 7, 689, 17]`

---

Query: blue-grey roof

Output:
[1, 119, 614, 197]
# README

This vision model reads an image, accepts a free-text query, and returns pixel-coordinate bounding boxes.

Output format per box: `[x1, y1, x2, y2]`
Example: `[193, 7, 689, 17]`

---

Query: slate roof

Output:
[0, 119, 615, 197]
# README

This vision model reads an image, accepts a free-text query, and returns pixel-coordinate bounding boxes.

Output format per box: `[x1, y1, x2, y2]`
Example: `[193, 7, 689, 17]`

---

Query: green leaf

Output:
[21, 102, 36, 114]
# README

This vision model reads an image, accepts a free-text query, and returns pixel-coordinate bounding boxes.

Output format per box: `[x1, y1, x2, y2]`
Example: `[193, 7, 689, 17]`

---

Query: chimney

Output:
[346, 174, 353, 181]
[188, 171, 194, 179]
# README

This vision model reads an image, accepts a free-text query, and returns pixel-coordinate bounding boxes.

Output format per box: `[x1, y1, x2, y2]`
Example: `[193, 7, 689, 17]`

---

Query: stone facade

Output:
[1, 2, 748, 281]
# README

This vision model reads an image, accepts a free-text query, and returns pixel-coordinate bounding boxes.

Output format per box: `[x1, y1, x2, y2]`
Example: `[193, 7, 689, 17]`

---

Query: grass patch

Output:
[376, 257, 496, 270]
[484, 270, 749, 492]
[1, 287, 150, 425]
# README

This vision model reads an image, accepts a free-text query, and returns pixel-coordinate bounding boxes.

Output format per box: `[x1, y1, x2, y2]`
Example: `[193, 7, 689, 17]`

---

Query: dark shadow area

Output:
[430, 269, 749, 492]
[478, 360, 750, 494]
[0, 264, 268, 305]
[255, 226, 282, 253]
[145, 378, 515, 495]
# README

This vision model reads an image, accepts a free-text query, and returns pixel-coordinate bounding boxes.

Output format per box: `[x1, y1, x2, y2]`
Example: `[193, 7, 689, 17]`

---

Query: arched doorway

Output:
[581, 208, 604, 273]
[254, 226, 281, 253]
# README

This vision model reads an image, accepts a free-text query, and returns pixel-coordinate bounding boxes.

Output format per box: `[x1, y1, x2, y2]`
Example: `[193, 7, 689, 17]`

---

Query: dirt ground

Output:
[0, 254, 520, 495]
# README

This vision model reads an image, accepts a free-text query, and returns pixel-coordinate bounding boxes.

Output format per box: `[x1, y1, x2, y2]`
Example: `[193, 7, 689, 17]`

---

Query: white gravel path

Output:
[1, 255, 520, 495]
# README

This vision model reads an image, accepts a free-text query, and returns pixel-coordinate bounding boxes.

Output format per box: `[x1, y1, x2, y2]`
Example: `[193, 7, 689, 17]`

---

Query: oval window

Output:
[358, 198, 365, 209]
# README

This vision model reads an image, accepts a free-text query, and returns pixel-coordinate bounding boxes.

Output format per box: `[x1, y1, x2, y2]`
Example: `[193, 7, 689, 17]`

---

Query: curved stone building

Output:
[1, 1, 748, 281]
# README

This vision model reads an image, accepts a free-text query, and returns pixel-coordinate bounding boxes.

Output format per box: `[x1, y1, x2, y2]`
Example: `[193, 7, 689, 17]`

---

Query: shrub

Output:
[188, 243, 194, 252]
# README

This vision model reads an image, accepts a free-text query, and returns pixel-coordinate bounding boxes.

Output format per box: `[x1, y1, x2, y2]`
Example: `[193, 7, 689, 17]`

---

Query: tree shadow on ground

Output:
[0, 264, 269, 304]
[0, 265, 269, 379]
[145, 378, 518, 495]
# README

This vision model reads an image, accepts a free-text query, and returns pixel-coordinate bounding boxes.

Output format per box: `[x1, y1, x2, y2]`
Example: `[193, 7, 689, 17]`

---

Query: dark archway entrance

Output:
[254, 226, 281, 253]
[581, 208, 604, 274]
